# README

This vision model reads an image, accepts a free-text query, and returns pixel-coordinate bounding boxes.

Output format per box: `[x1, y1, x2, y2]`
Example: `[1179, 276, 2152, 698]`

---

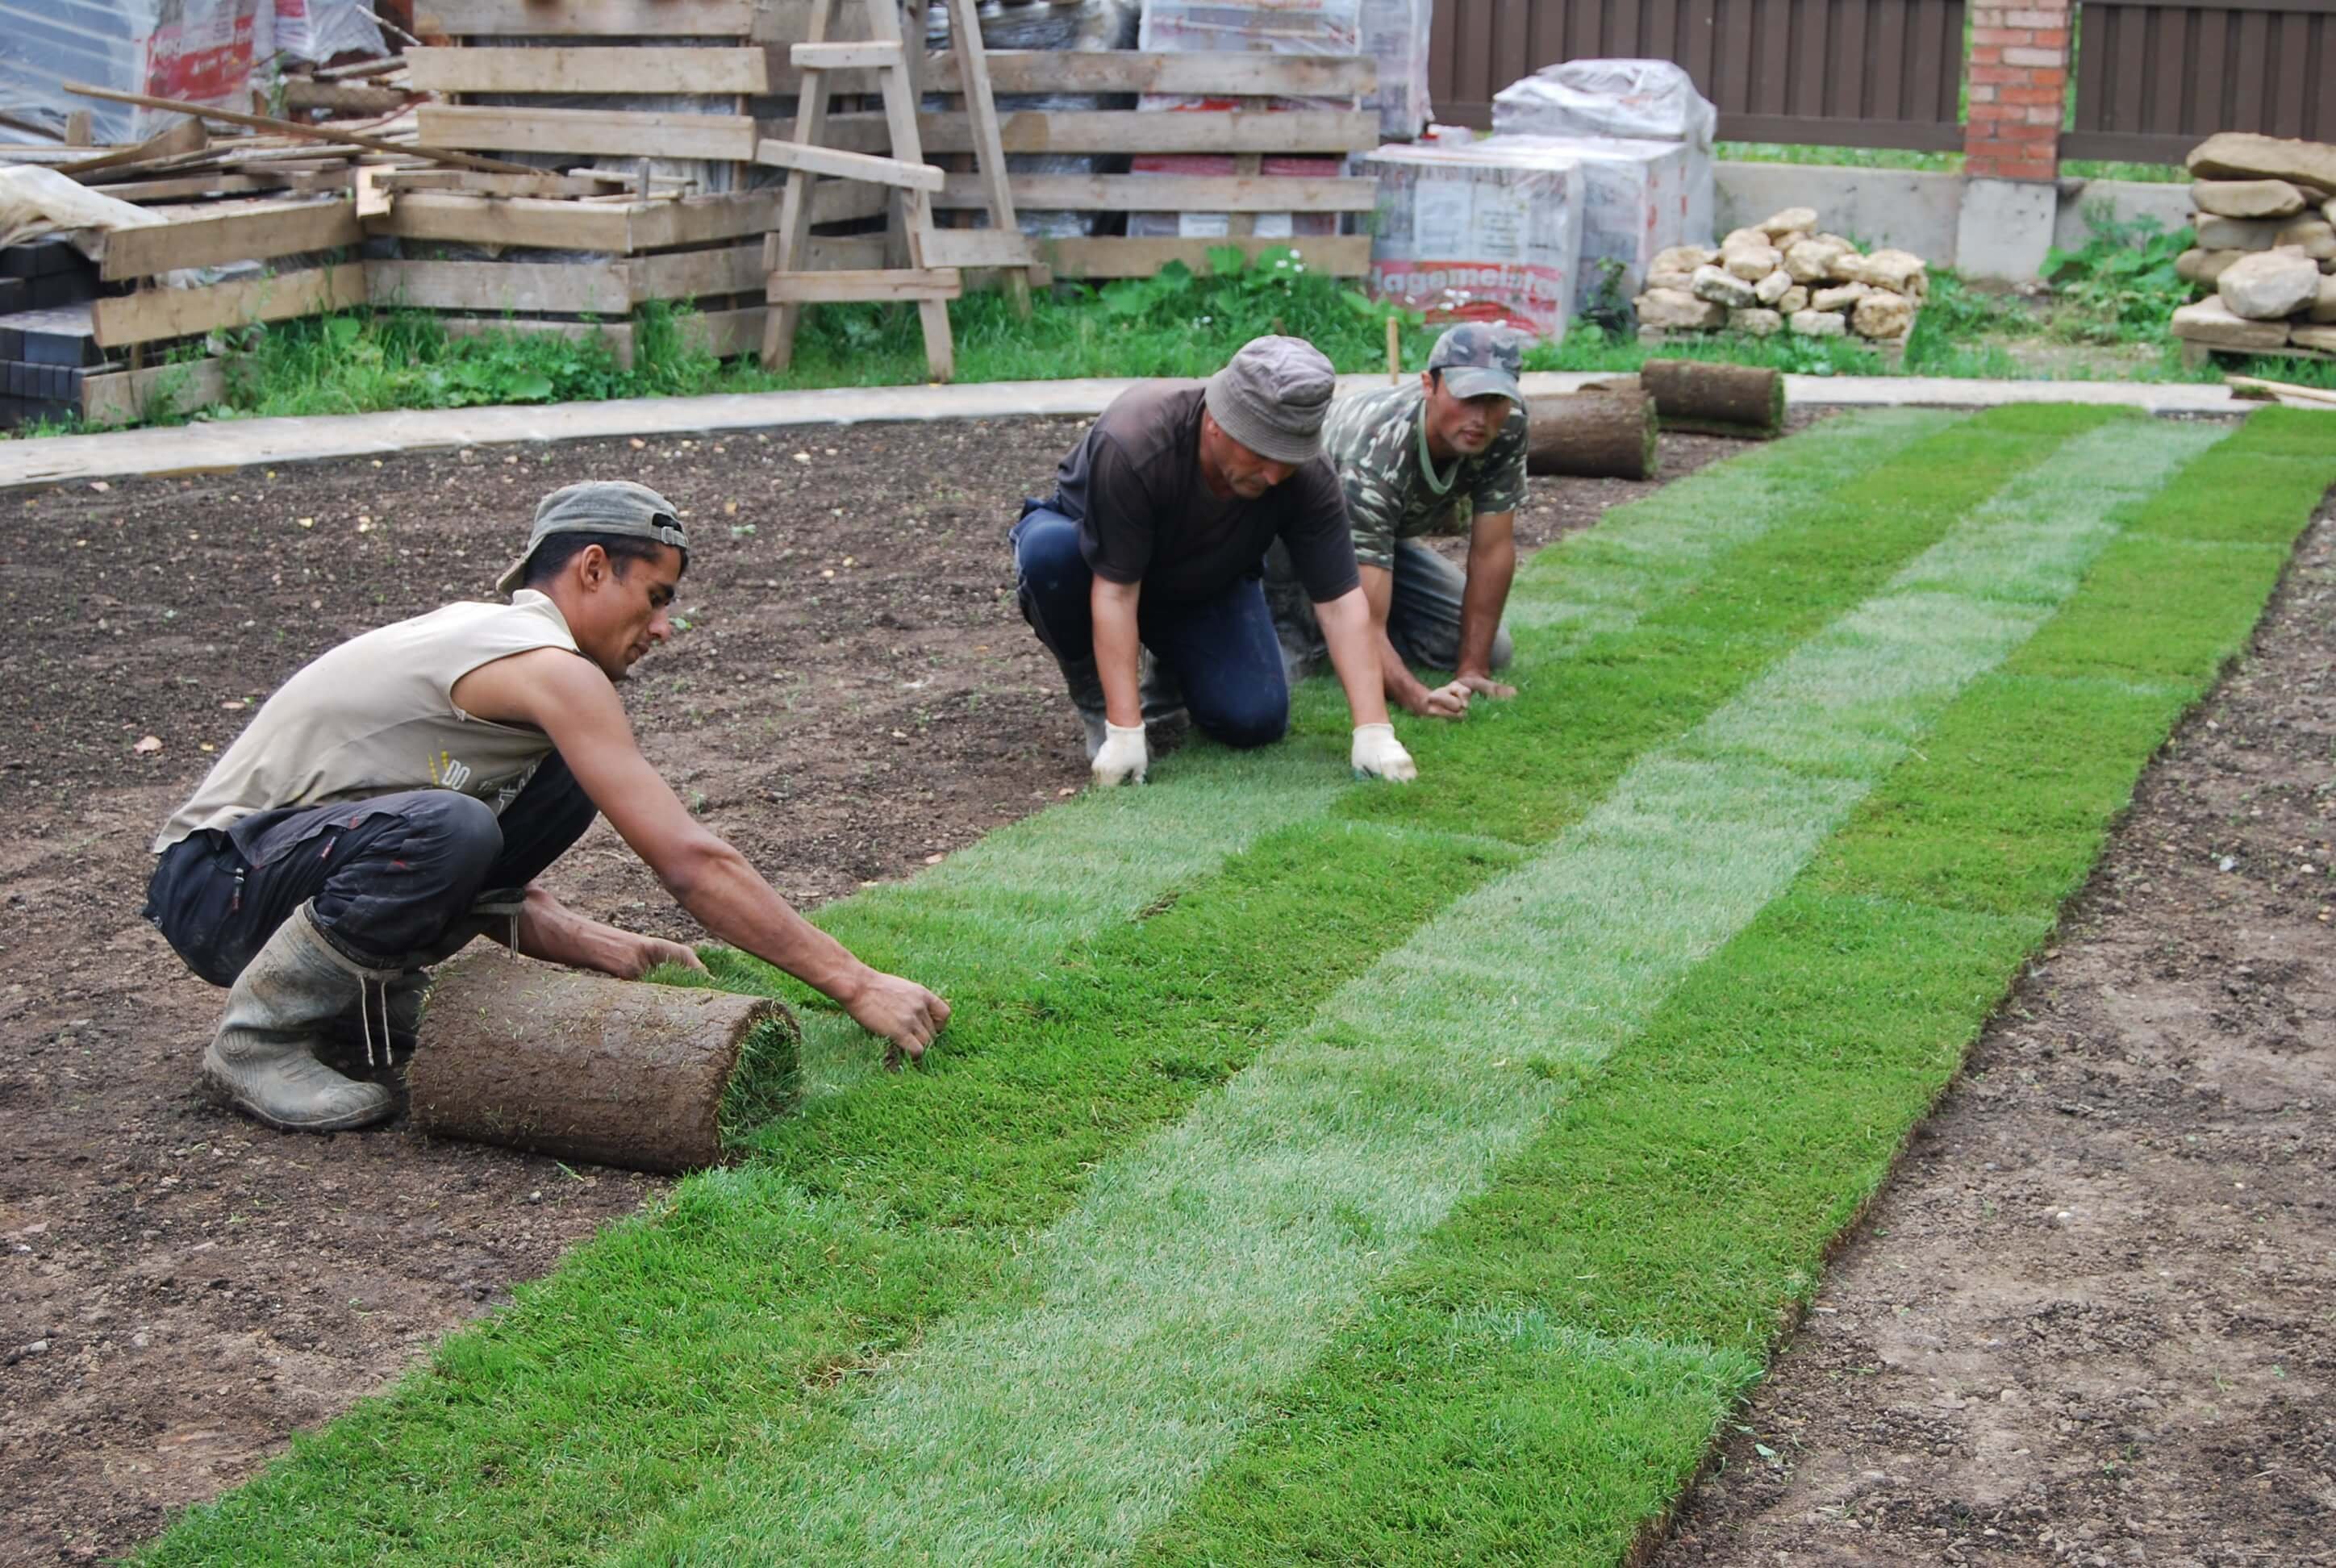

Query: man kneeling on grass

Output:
[1011, 333, 1419, 786]
[144, 481, 949, 1135]
[1266, 323, 1527, 719]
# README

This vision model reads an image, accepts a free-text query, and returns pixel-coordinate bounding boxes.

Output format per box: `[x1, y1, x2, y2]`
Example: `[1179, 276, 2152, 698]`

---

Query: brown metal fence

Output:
[2064, 0, 2336, 162]
[1429, 0, 1970, 148]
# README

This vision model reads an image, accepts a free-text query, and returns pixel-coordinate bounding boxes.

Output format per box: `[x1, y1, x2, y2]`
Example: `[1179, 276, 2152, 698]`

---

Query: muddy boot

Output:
[203, 903, 401, 1133]
[1055, 653, 1112, 761]
[1139, 651, 1190, 753]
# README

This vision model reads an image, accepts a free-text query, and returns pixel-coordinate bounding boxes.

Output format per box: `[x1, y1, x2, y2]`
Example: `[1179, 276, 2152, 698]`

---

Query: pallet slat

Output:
[833, 109, 1380, 155]
[100, 198, 364, 279]
[934, 173, 1379, 212]
[766, 268, 962, 302]
[753, 136, 945, 192]
[79, 359, 227, 426]
[417, 105, 761, 161]
[413, 0, 757, 35]
[924, 49, 1376, 97]
[405, 45, 773, 94]
[92, 265, 368, 347]
[366, 258, 632, 315]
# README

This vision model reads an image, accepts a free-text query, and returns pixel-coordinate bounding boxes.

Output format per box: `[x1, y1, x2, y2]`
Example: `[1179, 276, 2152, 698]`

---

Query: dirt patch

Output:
[0, 411, 1776, 1563]
[1656, 501, 2336, 1566]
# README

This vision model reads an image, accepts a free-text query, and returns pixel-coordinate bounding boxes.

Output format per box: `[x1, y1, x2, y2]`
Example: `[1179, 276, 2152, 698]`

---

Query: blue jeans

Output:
[1012, 504, 1289, 749]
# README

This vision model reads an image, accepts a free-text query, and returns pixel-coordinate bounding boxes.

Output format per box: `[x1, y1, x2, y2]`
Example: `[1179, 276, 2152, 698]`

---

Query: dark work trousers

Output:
[1011, 503, 1290, 749]
[144, 752, 598, 986]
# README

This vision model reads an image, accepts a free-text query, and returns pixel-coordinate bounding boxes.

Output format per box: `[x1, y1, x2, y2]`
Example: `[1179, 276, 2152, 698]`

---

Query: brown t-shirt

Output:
[1049, 382, 1362, 605]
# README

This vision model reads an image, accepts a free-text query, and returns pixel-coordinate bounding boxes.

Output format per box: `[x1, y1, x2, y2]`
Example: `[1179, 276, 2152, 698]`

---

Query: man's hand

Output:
[1091, 721, 1149, 786]
[1405, 679, 1472, 719]
[1352, 722, 1418, 782]
[841, 970, 953, 1069]
[624, 934, 707, 978]
[1455, 672, 1517, 701]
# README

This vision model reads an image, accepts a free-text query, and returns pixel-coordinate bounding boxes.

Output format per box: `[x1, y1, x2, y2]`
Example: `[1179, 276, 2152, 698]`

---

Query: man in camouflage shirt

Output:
[1266, 323, 1528, 719]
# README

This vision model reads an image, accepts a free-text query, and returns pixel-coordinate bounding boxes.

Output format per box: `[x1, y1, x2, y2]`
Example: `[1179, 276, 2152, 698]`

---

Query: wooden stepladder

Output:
[757, 0, 1040, 382]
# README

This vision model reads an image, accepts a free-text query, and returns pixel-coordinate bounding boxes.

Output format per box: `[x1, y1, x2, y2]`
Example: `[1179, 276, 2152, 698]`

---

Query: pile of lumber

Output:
[2171, 134, 2336, 365]
[1633, 206, 1929, 349]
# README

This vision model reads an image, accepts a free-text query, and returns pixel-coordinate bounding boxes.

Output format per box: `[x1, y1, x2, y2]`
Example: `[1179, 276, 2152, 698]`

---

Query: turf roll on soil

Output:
[407, 954, 800, 1173]
[1526, 386, 1659, 479]
[1640, 357, 1787, 439]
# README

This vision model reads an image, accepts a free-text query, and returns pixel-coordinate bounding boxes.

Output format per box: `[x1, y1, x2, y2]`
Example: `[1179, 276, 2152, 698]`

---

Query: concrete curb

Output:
[0, 372, 2249, 490]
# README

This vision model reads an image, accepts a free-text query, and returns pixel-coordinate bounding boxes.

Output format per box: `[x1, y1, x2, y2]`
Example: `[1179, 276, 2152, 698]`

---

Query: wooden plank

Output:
[413, 0, 756, 35]
[941, 0, 1033, 310]
[792, 40, 903, 68]
[918, 229, 1038, 269]
[52, 115, 209, 178]
[832, 109, 1381, 155]
[419, 106, 760, 161]
[365, 258, 632, 315]
[922, 49, 1376, 97]
[404, 46, 771, 95]
[765, 0, 841, 370]
[631, 242, 765, 302]
[93, 169, 352, 203]
[1041, 234, 1371, 279]
[92, 265, 367, 348]
[60, 81, 536, 175]
[102, 198, 364, 280]
[282, 80, 407, 115]
[932, 173, 1378, 212]
[678, 306, 765, 360]
[765, 269, 962, 302]
[753, 136, 945, 191]
[803, 234, 891, 270]
[78, 358, 227, 427]
[369, 192, 639, 251]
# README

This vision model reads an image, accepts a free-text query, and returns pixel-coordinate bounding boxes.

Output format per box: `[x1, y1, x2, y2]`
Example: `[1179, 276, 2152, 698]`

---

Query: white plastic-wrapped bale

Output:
[1466, 133, 1703, 297]
[1491, 59, 1717, 244]
[1128, 0, 1359, 240]
[1360, 0, 1432, 140]
[1362, 139, 1586, 340]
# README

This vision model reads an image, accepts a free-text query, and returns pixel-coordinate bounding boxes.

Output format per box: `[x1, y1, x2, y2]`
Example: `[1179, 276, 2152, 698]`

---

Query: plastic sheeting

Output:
[1, 1, 384, 145]
[1362, 135, 1584, 341]
[0, 163, 167, 250]
[1358, 0, 1429, 141]
[1491, 58, 1717, 148]
[1475, 133, 1700, 297]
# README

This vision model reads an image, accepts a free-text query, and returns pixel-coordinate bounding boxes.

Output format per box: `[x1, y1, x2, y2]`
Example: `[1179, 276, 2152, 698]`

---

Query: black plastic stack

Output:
[0, 240, 105, 429]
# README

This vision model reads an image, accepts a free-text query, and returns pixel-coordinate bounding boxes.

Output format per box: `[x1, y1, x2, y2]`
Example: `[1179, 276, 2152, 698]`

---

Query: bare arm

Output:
[452, 650, 949, 1060]
[1314, 586, 1396, 730]
[1360, 565, 1467, 719]
[1456, 510, 1518, 698]
[1091, 575, 1145, 728]
[486, 885, 704, 978]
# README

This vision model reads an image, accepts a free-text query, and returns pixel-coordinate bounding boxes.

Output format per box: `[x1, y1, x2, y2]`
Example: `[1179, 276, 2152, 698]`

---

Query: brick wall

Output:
[1963, 0, 2072, 180]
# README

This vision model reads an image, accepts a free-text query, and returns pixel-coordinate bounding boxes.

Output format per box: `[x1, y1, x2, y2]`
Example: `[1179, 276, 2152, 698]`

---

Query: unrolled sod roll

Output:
[409, 953, 799, 1173]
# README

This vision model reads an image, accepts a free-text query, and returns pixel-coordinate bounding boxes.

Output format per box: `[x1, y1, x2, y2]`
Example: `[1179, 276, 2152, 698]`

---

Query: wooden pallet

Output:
[2180, 336, 2336, 369]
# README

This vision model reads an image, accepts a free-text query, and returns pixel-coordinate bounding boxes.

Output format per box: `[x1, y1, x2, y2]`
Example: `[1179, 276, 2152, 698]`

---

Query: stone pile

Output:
[2171, 134, 2336, 357]
[1631, 206, 1929, 345]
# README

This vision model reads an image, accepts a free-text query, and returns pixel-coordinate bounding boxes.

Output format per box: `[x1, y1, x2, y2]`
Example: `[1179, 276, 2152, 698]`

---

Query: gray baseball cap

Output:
[1427, 323, 1526, 407]
[495, 480, 689, 594]
[1203, 335, 1337, 465]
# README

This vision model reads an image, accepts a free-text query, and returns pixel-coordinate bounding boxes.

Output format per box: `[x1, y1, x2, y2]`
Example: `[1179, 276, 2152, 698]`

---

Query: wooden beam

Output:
[413, 0, 757, 35]
[630, 243, 765, 302]
[52, 115, 209, 178]
[365, 258, 632, 315]
[78, 358, 227, 427]
[918, 229, 1038, 269]
[753, 136, 943, 192]
[791, 40, 903, 69]
[1041, 234, 1372, 279]
[404, 46, 772, 95]
[369, 192, 640, 251]
[60, 81, 537, 175]
[766, 269, 962, 302]
[282, 80, 408, 116]
[933, 173, 1379, 212]
[92, 170, 352, 203]
[832, 109, 1381, 156]
[102, 199, 365, 280]
[92, 265, 368, 348]
[419, 105, 760, 161]
[923, 50, 1378, 98]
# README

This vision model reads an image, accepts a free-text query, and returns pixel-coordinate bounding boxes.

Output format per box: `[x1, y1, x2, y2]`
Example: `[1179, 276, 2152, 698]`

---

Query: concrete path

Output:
[0, 372, 2250, 490]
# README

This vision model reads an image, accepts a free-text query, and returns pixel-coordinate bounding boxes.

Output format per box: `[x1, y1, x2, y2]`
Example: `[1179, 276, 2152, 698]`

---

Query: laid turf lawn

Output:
[136, 407, 2336, 1566]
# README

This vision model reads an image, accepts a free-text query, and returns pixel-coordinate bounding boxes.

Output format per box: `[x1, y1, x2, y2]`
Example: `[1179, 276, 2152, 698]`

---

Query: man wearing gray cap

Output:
[145, 480, 951, 1135]
[1266, 323, 1529, 719]
[1011, 335, 1418, 786]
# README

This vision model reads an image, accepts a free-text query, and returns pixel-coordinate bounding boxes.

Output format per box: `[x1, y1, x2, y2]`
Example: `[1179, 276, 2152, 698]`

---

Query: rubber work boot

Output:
[204, 903, 401, 1133]
[1138, 650, 1189, 753]
[1055, 653, 1112, 761]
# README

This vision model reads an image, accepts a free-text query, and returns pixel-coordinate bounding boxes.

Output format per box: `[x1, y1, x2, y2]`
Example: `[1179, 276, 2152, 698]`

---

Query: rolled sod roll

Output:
[408, 954, 799, 1173]
[1638, 357, 1787, 439]
[1526, 386, 1658, 480]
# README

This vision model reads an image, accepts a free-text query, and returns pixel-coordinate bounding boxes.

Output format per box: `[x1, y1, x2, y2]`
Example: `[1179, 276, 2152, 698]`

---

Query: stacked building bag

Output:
[1362, 129, 1587, 342]
[2168, 133, 2336, 356]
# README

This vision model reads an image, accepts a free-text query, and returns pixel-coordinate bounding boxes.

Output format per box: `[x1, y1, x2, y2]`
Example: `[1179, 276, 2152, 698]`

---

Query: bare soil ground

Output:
[1657, 501, 2336, 1566]
[0, 413, 1757, 1563]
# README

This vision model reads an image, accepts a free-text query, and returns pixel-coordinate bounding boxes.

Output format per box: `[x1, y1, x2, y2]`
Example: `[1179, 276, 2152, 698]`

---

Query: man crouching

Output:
[144, 480, 949, 1133]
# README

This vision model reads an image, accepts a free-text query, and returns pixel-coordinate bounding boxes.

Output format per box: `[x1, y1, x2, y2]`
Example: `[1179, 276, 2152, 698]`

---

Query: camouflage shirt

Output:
[1320, 384, 1529, 572]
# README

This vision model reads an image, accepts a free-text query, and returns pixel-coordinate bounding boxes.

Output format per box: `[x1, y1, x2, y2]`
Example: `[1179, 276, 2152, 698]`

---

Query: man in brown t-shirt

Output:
[1010, 336, 1419, 786]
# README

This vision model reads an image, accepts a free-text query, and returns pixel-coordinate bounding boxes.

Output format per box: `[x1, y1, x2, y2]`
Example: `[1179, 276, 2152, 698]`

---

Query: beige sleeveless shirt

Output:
[154, 590, 584, 852]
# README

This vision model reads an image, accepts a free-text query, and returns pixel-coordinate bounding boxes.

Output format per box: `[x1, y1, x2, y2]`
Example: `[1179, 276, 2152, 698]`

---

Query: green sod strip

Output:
[1137, 413, 2336, 1565]
[601, 415, 2217, 1567]
[131, 408, 2125, 1566]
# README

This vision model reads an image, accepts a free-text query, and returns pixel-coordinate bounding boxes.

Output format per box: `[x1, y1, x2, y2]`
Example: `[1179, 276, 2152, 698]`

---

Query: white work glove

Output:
[1351, 722, 1417, 783]
[1091, 721, 1149, 787]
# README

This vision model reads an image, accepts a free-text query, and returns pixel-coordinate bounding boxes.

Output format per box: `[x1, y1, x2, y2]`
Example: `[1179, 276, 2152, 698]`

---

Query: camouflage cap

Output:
[1426, 323, 1525, 407]
[494, 480, 688, 594]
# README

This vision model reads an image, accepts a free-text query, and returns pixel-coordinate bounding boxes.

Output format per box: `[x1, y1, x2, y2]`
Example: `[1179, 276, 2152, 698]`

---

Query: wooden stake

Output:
[59, 80, 539, 175]
[1386, 315, 1400, 384]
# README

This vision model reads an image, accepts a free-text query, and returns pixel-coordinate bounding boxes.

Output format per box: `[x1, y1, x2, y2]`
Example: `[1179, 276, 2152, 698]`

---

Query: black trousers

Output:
[144, 753, 598, 985]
